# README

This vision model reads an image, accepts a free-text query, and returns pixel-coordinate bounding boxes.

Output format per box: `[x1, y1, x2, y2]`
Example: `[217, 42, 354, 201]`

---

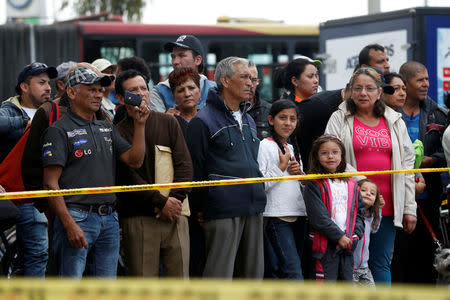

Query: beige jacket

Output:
[325, 102, 416, 228]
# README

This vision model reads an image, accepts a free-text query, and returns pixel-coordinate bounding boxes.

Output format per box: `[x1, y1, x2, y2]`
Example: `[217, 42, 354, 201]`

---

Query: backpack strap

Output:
[49, 101, 60, 126]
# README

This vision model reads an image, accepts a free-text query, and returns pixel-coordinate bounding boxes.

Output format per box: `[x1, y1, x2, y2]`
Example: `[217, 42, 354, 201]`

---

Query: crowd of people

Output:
[0, 35, 449, 286]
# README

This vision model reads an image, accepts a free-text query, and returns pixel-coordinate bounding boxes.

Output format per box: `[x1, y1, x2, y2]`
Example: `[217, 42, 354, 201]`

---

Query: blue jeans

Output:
[264, 217, 307, 279]
[16, 203, 48, 277]
[53, 207, 119, 278]
[368, 216, 396, 285]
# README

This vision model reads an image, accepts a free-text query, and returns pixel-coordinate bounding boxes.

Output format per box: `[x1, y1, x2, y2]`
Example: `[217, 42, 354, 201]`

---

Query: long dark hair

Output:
[268, 99, 301, 162]
[308, 134, 347, 181]
[273, 58, 315, 94]
[357, 178, 381, 230]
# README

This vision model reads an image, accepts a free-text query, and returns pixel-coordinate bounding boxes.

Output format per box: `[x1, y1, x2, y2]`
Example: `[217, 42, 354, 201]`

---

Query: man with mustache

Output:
[0, 62, 57, 277]
[391, 61, 449, 284]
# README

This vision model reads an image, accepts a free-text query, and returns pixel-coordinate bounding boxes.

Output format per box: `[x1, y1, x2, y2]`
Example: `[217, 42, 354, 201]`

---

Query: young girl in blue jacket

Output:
[304, 134, 365, 281]
[257, 100, 307, 279]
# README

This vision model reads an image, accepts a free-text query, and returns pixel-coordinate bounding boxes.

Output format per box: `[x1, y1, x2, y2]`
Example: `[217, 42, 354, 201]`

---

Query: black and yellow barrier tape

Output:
[0, 167, 449, 201]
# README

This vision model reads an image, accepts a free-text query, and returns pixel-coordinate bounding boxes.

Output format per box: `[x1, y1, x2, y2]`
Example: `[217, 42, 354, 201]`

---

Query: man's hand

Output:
[126, 101, 150, 125]
[197, 212, 205, 228]
[65, 222, 88, 249]
[415, 177, 426, 196]
[157, 197, 182, 222]
[338, 235, 352, 250]
[402, 214, 417, 234]
[420, 156, 434, 168]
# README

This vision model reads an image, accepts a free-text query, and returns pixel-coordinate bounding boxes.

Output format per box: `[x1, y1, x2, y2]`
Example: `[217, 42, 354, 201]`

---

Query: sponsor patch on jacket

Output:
[43, 150, 53, 157]
[67, 129, 87, 138]
[99, 127, 112, 133]
[74, 149, 83, 158]
[42, 142, 52, 148]
[73, 139, 88, 146]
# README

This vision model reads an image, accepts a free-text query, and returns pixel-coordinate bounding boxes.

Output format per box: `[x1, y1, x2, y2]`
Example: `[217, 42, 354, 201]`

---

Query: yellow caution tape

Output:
[0, 278, 449, 300]
[1, 167, 449, 200]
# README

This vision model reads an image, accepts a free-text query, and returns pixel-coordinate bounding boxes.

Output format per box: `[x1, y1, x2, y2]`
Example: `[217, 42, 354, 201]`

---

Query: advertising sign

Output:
[324, 30, 408, 90]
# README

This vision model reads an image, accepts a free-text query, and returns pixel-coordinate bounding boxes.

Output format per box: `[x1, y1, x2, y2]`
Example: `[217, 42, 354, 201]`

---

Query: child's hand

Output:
[379, 194, 385, 209]
[287, 160, 302, 175]
[338, 235, 352, 249]
[278, 147, 291, 172]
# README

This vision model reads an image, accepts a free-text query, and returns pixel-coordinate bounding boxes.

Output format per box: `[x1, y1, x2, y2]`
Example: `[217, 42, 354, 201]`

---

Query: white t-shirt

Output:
[22, 107, 37, 120]
[329, 179, 348, 232]
[231, 110, 243, 130]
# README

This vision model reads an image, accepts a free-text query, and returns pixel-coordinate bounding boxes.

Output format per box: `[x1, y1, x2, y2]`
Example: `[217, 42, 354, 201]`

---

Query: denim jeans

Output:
[53, 207, 119, 278]
[264, 217, 307, 279]
[368, 216, 396, 285]
[16, 202, 48, 277]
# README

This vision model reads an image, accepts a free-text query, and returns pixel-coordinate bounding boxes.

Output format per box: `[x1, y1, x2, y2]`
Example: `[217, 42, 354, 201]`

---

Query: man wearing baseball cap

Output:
[0, 62, 57, 163]
[0, 62, 56, 277]
[150, 34, 216, 113]
[42, 67, 150, 278]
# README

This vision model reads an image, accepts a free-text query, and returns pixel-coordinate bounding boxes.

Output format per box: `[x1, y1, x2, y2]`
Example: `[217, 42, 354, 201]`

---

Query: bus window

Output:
[208, 41, 288, 101]
[100, 46, 134, 64]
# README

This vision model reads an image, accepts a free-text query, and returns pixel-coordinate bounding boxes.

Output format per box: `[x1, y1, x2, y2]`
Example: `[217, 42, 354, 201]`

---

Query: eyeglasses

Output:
[251, 78, 260, 86]
[318, 150, 341, 157]
[352, 86, 379, 94]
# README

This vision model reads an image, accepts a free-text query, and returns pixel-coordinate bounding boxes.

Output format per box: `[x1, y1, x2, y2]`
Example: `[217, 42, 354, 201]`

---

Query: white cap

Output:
[91, 58, 116, 73]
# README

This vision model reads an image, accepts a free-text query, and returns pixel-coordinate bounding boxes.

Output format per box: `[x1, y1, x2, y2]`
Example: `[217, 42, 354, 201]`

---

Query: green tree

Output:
[61, 0, 147, 22]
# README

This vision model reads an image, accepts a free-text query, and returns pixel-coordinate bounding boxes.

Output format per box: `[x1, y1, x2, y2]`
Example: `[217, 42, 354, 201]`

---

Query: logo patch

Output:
[43, 150, 52, 157]
[74, 149, 83, 158]
[67, 129, 87, 138]
[73, 139, 88, 146]
[99, 128, 112, 133]
[42, 142, 52, 148]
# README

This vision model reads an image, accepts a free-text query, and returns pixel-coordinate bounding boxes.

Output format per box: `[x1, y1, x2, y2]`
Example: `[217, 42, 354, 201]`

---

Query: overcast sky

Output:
[1, 0, 450, 25]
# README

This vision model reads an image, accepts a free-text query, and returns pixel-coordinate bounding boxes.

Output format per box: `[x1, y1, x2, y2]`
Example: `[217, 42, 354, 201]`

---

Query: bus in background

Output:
[78, 16, 319, 101]
[0, 15, 319, 102]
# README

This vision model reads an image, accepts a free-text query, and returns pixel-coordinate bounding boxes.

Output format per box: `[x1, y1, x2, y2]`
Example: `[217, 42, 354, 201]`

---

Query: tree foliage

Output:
[61, 0, 147, 22]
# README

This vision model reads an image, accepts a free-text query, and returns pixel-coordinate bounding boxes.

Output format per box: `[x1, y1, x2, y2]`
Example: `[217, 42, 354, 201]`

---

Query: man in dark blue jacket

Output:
[392, 61, 449, 284]
[187, 57, 266, 279]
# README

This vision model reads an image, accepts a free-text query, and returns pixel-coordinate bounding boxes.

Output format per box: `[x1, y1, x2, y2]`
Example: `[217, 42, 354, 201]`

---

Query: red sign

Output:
[444, 68, 450, 78]
[444, 81, 450, 91]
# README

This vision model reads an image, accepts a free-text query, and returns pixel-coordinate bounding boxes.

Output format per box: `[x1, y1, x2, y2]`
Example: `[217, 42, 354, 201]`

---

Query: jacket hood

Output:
[2, 95, 23, 112]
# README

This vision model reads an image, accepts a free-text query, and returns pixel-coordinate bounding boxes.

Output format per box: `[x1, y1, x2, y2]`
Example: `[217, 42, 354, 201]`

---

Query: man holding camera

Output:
[42, 67, 150, 278]
[114, 70, 193, 277]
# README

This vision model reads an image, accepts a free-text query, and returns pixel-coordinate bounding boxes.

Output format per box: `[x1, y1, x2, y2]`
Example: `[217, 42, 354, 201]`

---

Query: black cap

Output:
[15, 62, 58, 94]
[164, 35, 204, 58]
[367, 66, 395, 95]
